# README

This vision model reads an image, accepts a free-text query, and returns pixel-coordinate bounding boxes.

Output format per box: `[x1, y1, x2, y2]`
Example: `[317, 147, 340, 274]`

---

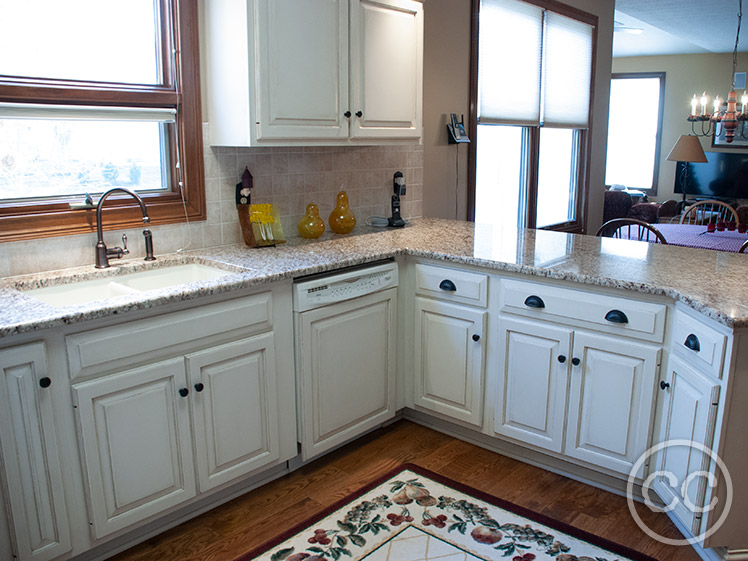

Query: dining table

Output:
[646, 223, 748, 253]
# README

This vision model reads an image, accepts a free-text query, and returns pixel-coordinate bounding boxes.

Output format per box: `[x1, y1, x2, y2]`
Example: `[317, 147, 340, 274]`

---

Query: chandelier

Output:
[687, 0, 747, 143]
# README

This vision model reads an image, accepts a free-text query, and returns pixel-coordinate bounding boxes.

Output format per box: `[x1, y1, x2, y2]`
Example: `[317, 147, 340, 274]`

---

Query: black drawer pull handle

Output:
[524, 295, 545, 309]
[472, 334, 480, 342]
[605, 309, 629, 324]
[194, 383, 205, 392]
[178, 388, 189, 398]
[571, 357, 581, 366]
[39, 377, 52, 388]
[684, 334, 701, 352]
[557, 355, 566, 363]
[660, 380, 670, 390]
[439, 279, 456, 292]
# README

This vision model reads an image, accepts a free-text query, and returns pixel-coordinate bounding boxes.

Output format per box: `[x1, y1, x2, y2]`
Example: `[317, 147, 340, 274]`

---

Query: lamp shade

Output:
[666, 135, 708, 163]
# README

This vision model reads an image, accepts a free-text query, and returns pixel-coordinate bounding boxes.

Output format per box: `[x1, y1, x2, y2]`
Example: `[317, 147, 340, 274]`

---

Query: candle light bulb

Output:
[701, 92, 708, 116]
[742, 92, 747, 113]
[691, 94, 699, 116]
[714, 97, 721, 115]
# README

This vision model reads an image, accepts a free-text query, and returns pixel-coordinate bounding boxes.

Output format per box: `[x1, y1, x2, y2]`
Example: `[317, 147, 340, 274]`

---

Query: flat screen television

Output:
[675, 151, 748, 200]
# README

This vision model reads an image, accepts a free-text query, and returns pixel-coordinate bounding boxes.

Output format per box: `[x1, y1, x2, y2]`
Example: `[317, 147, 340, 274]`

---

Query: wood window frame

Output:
[467, 0, 597, 233]
[0, 0, 205, 242]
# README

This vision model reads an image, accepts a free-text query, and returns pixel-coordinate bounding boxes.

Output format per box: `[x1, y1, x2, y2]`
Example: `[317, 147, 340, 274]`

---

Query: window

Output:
[469, 0, 596, 232]
[0, 0, 204, 242]
[605, 73, 665, 194]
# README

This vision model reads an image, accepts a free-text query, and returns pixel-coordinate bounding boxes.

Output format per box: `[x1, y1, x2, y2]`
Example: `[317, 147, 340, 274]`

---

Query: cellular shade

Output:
[542, 12, 593, 128]
[0, 103, 176, 123]
[478, 0, 543, 126]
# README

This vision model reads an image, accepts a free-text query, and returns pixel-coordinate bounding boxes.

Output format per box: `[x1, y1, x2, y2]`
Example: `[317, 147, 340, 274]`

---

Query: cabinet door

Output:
[651, 354, 720, 535]
[495, 316, 571, 453]
[255, 0, 349, 140]
[187, 334, 281, 492]
[72, 358, 196, 539]
[350, 0, 423, 139]
[297, 288, 397, 460]
[0, 343, 71, 561]
[565, 331, 660, 476]
[414, 297, 486, 426]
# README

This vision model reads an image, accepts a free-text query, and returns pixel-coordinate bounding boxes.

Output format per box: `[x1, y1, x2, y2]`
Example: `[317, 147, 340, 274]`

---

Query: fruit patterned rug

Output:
[236, 464, 656, 561]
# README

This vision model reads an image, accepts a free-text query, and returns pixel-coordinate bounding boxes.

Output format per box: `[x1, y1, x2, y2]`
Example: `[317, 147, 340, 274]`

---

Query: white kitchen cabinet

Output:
[0, 343, 71, 561]
[187, 334, 281, 492]
[413, 297, 486, 426]
[296, 288, 397, 461]
[72, 358, 196, 539]
[206, 0, 423, 145]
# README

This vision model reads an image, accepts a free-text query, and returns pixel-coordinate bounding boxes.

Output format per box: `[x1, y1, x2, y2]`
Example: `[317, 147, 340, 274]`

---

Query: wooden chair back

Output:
[739, 240, 748, 254]
[680, 200, 738, 225]
[595, 218, 668, 244]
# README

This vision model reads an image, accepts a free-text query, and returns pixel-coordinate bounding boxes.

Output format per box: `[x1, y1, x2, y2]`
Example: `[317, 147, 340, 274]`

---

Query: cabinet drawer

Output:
[500, 279, 666, 342]
[415, 263, 488, 307]
[671, 310, 726, 378]
[67, 293, 272, 379]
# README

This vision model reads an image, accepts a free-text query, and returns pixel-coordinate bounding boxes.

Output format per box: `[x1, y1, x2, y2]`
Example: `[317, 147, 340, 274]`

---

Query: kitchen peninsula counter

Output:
[2, 217, 747, 338]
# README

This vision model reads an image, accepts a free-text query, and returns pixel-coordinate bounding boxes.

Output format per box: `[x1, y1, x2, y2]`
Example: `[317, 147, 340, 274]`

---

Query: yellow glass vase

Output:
[328, 191, 356, 234]
[298, 203, 326, 238]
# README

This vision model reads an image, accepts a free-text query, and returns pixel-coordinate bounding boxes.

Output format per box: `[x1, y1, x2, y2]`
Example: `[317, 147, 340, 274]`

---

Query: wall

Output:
[613, 52, 748, 203]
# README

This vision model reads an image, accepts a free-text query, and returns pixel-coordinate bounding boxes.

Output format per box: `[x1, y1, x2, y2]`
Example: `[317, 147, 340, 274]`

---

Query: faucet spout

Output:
[95, 187, 153, 269]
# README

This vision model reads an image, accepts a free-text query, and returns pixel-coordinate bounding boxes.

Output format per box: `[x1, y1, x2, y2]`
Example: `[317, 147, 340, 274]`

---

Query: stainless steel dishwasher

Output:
[293, 260, 399, 460]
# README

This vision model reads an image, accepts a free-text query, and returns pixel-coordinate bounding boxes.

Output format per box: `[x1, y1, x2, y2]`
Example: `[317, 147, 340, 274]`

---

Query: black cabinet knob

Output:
[557, 355, 567, 363]
[178, 388, 189, 398]
[344, 110, 351, 118]
[660, 380, 670, 390]
[684, 334, 701, 352]
[355, 110, 363, 118]
[571, 357, 581, 366]
[605, 309, 629, 324]
[194, 383, 204, 392]
[439, 279, 456, 291]
[524, 295, 545, 309]
[39, 377, 51, 388]
[472, 334, 480, 342]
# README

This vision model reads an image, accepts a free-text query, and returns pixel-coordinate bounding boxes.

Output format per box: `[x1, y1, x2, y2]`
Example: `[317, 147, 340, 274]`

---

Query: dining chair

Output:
[740, 240, 748, 253]
[595, 218, 668, 244]
[680, 200, 739, 225]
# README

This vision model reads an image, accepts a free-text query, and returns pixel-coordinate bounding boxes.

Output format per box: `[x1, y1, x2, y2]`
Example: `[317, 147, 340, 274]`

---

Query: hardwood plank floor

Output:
[110, 420, 702, 561]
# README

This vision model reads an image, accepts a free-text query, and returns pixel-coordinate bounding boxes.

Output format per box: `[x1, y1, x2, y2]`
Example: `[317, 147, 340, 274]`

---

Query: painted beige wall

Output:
[613, 52, 748, 203]
[421, 0, 614, 232]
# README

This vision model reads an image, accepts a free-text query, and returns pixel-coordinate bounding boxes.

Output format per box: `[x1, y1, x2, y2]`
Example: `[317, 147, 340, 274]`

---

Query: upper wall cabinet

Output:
[206, 0, 423, 146]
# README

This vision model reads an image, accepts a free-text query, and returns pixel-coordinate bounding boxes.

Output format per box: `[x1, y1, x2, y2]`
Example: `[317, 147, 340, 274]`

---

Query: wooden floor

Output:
[110, 420, 701, 561]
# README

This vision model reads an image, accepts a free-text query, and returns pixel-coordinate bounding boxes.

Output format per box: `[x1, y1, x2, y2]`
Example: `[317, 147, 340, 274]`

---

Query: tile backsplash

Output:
[0, 125, 423, 277]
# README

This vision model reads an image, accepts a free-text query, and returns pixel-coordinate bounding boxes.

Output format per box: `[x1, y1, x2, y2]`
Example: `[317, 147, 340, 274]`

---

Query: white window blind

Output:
[543, 12, 593, 128]
[478, 0, 543, 126]
[0, 103, 176, 123]
[478, 0, 593, 129]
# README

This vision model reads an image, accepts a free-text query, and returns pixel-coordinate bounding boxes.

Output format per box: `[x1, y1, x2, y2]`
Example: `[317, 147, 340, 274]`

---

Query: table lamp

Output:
[666, 135, 707, 210]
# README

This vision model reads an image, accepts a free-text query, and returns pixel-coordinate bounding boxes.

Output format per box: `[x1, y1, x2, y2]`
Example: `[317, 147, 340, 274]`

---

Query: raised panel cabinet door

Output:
[297, 288, 397, 461]
[495, 316, 571, 453]
[72, 358, 196, 539]
[565, 331, 660, 477]
[0, 343, 71, 561]
[255, 0, 349, 139]
[350, 0, 423, 139]
[187, 334, 281, 493]
[651, 354, 720, 536]
[413, 297, 486, 426]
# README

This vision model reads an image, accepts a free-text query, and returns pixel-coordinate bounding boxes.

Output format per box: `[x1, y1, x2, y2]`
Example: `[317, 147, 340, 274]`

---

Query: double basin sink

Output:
[22, 263, 238, 308]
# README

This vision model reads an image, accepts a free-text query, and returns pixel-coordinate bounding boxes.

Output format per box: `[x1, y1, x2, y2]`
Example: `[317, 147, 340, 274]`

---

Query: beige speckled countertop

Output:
[2, 217, 748, 338]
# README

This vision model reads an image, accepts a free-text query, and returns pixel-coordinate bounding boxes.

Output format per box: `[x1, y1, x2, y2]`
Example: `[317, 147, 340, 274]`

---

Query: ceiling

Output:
[613, 0, 748, 57]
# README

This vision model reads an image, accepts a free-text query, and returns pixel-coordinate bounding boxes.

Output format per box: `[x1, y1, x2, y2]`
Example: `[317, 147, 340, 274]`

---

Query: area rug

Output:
[237, 464, 656, 561]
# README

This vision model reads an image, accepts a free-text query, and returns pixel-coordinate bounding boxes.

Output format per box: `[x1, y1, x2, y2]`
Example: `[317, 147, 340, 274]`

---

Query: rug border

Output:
[233, 463, 659, 561]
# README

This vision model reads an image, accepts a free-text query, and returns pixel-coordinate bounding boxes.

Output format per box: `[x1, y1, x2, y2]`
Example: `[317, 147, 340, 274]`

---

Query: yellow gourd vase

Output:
[328, 191, 356, 234]
[298, 203, 326, 238]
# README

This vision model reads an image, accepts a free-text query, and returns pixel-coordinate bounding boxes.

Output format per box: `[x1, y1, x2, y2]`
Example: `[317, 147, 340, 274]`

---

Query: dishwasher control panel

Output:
[293, 261, 398, 312]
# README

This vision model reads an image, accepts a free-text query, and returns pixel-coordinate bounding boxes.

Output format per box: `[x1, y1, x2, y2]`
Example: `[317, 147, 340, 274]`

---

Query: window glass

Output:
[0, 0, 160, 84]
[0, 119, 169, 201]
[605, 75, 663, 190]
[475, 125, 524, 229]
[536, 128, 577, 228]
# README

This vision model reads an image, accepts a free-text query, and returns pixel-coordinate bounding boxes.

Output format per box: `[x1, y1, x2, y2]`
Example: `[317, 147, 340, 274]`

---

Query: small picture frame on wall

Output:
[712, 119, 748, 148]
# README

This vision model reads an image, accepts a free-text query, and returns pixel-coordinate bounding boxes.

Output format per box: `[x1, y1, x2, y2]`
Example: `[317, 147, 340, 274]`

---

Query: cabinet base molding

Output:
[67, 463, 290, 561]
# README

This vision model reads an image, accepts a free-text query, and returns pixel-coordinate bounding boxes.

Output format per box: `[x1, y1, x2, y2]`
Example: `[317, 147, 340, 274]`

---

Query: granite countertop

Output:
[2, 217, 748, 338]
